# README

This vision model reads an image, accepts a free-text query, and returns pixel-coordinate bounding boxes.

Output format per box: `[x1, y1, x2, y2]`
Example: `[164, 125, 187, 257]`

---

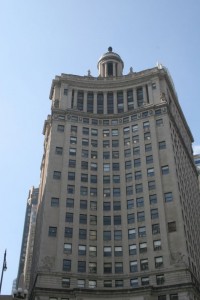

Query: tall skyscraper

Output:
[25, 48, 200, 300]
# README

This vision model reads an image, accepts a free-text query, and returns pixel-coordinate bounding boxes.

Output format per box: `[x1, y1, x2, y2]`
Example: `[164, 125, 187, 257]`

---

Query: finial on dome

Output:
[108, 46, 112, 52]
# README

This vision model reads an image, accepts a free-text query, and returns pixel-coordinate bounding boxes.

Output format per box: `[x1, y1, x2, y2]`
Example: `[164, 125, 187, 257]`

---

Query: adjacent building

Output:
[25, 48, 200, 300]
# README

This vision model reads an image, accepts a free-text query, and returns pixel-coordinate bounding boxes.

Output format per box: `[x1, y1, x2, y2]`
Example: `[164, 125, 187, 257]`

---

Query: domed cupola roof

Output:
[97, 47, 124, 77]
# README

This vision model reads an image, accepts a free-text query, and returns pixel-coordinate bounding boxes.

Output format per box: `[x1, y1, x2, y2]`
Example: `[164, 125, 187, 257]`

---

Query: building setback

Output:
[26, 48, 200, 300]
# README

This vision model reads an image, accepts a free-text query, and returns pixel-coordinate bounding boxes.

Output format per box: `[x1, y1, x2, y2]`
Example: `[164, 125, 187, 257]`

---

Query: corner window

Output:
[48, 226, 57, 237]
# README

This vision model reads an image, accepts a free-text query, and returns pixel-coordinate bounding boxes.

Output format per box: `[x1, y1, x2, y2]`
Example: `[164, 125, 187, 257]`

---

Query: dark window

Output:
[149, 194, 157, 205]
[148, 180, 156, 190]
[53, 171, 61, 179]
[158, 296, 167, 300]
[65, 227, 73, 238]
[125, 160, 132, 169]
[127, 199, 134, 209]
[55, 147, 63, 155]
[140, 259, 148, 270]
[90, 215, 97, 225]
[135, 183, 143, 193]
[67, 185, 75, 194]
[103, 140, 110, 148]
[97, 92, 104, 114]
[79, 214, 87, 224]
[134, 158, 141, 167]
[117, 91, 124, 113]
[168, 221, 176, 232]
[130, 278, 138, 287]
[138, 226, 146, 237]
[66, 198, 74, 208]
[130, 261, 138, 272]
[152, 224, 160, 235]
[64, 88, 68, 95]
[104, 280, 112, 288]
[136, 197, 144, 207]
[91, 175, 97, 183]
[112, 140, 119, 147]
[114, 230, 122, 240]
[68, 172, 75, 180]
[81, 173, 88, 182]
[80, 200, 87, 209]
[79, 229, 87, 239]
[78, 261, 86, 272]
[103, 231, 111, 241]
[114, 215, 121, 225]
[63, 259, 71, 272]
[91, 151, 97, 159]
[145, 143, 152, 152]
[66, 213, 73, 223]
[82, 138, 89, 146]
[128, 213, 135, 224]
[115, 262, 123, 273]
[82, 127, 89, 135]
[87, 92, 94, 113]
[137, 87, 143, 107]
[62, 277, 70, 288]
[80, 186, 88, 196]
[90, 201, 97, 211]
[107, 63, 113, 76]
[103, 151, 110, 159]
[104, 216, 111, 225]
[112, 163, 120, 171]
[137, 211, 145, 222]
[156, 119, 163, 126]
[113, 201, 121, 211]
[77, 91, 84, 111]
[91, 139, 98, 147]
[155, 256, 163, 268]
[135, 171, 142, 180]
[104, 263, 112, 273]
[69, 159, 76, 168]
[71, 125, 77, 134]
[112, 151, 119, 158]
[57, 125, 64, 132]
[51, 197, 59, 207]
[161, 165, 169, 175]
[81, 161, 88, 170]
[103, 202, 111, 211]
[151, 208, 159, 219]
[133, 146, 140, 155]
[126, 185, 133, 195]
[146, 155, 153, 164]
[48, 226, 57, 237]
[170, 294, 178, 300]
[107, 92, 114, 114]
[141, 277, 149, 286]
[113, 175, 120, 183]
[129, 244, 137, 255]
[127, 89, 134, 110]
[103, 175, 110, 184]
[159, 141, 166, 149]
[78, 245, 86, 256]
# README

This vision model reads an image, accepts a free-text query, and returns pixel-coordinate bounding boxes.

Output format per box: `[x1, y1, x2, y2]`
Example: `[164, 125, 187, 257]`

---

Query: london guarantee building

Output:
[25, 48, 200, 300]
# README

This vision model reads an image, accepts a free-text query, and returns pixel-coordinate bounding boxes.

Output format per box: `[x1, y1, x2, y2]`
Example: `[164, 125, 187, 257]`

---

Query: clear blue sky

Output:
[0, 0, 200, 294]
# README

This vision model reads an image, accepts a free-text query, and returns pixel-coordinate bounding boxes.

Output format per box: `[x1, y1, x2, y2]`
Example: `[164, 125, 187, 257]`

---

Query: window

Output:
[112, 129, 119, 137]
[124, 149, 131, 157]
[79, 214, 87, 224]
[144, 132, 151, 140]
[82, 127, 89, 135]
[107, 92, 114, 114]
[128, 228, 136, 239]
[112, 163, 120, 171]
[126, 185, 133, 195]
[155, 108, 162, 115]
[141, 277, 149, 286]
[91, 151, 97, 159]
[51, 197, 59, 207]
[103, 175, 110, 184]
[91, 139, 98, 147]
[152, 224, 160, 235]
[159, 141, 166, 149]
[151, 208, 159, 219]
[89, 230, 97, 240]
[90, 201, 97, 210]
[146, 155, 153, 164]
[69, 159, 76, 168]
[112, 140, 119, 147]
[117, 91, 124, 113]
[90, 175, 97, 183]
[156, 274, 165, 285]
[128, 213, 135, 224]
[114, 246, 122, 257]
[69, 148, 76, 156]
[48, 226, 57, 237]
[66, 213, 73, 223]
[68, 172, 75, 181]
[81, 161, 88, 170]
[89, 262, 97, 273]
[78, 245, 86, 256]
[148, 180, 156, 190]
[136, 197, 144, 207]
[113, 201, 121, 211]
[55, 147, 63, 155]
[91, 128, 98, 136]
[80, 200, 87, 209]
[87, 92, 94, 113]
[154, 240, 162, 251]
[164, 192, 173, 202]
[77, 91, 84, 110]
[104, 163, 110, 172]
[67, 185, 75, 194]
[78, 261, 86, 272]
[170, 294, 178, 300]
[137, 211, 145, 222]
[133, 146, 140, 155]
[103, 202, 111, 211]
[53, 171, 61, 179]
[115, 262, 123, 273]
[77, 279, 85, 288]
[124, 137, 130, 146]
[91, 163, 97, 171]
[103, 140, 110, 148]
[80, 186, 88, 196]
[103, 129, 110, 137]
[66, 198, 74, 208]
[104, 188, 111, 198]
[104, 280, 112, 288]
[103, 151, 110, 159]
[132, 124, 138, 132]
[134, 158, 141, 167]
[104, 263, 112, 273]
[57, 125, 64, 132]
[113, 175, 120, 183]
[113, 188, 120, 197]
[89, 246, 97, 257]
[104, 216, 111, 225]
[135, 183, 143, 193]
[140, 259, 148, 270]
[145, 143, 152, 152]
[114, 230, 122, 240]
[135, 170, 142, 180]
[90, 187, 97, 196]
[127, 89, 134, 110]
[143, 121, 150, 130]
[97, 92, 104, 114]
[70, 136, 77, 145]
[156, 119, 163, 126]
[149, 194, 157, 205]
[114, 215, 121, 225]
[130, 261, 138, 272]
[103, 230, 111, 241]
[127, 199, 134, 209]
[80, 173, 88, 183]
[64, 243, 72, 254]
[126, 173, 132, 182]
[62, 277, 70, 288]
[139, 242, 147, 253]
[90, 215, 97, 225]
[138, 226, 146, 237]
[130, 278, 138, 287]
[158, 296, 167, 300]
[63, 259, 71, 272]
[65, 227, 73, 238]
[133, 135, 139, 144]
[123, 126, 130, 135]
[161, 165, 169, 175]
[71, 125, 77, 134]
[125, 160, 132, 169]
[79, 229, 87, 239]
[129, 244, 137, 255]
[104, 246, 112, 257]
[137, 87, 143, 107]
[168, 221, 176, 232]
[155, 256, 163, 268]
[112, 151, 119, 158]
[147, 168, 154, 177]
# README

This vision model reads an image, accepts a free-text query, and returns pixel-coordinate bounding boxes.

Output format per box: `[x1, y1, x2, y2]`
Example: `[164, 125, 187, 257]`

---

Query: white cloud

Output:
[193, 145, 200, 155]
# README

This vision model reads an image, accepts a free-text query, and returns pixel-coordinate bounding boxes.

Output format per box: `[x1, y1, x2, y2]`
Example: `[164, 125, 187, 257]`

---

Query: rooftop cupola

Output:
[97, 47, 124, 77]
